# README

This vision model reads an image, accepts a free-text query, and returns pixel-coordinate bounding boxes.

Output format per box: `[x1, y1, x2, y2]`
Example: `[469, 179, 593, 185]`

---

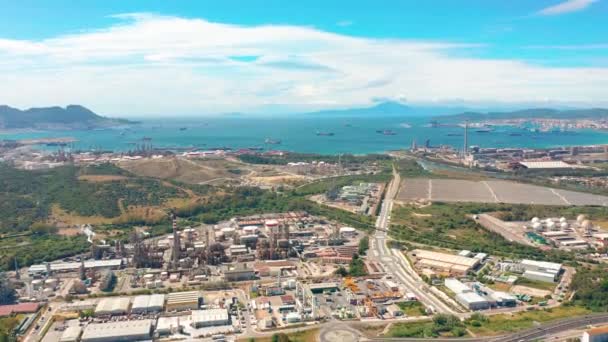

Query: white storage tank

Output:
[546, 221, 557, 231]
[577, 214, 587, 224]
[559, 217, 567, 223]
[560, 222, 569, 230]
[531, 217, 540, 224]
[31, 279, 43, 290]
[532, 222, 543, 231]
[582, 220, 592, 230]
[242, 226, 259, 235]
[221, 227, 236, 237]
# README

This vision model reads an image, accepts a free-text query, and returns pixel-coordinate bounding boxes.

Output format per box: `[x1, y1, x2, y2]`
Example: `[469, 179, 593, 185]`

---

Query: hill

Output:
[0, 105, 133, 130]
[303, 101, 468, 117]
[434, 108, 608, 122]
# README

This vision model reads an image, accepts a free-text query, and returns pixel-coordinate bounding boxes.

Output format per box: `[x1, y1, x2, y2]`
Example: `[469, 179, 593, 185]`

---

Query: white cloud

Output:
[538, 0, 598, 16]
[0, 13, 607, 116]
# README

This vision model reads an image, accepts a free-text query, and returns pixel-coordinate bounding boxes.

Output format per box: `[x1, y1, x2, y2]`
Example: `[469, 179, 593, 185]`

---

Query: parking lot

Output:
[397, 178, 608, 206]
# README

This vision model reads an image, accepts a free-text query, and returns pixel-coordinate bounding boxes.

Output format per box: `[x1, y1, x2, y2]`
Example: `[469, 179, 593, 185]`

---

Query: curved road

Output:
[317, 314, 608, 342]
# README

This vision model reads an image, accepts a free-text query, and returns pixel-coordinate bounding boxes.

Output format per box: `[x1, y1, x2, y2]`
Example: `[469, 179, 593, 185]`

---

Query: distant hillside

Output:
[0, 105, 134, 130]
[434, 108, 608, 122]
[303, 101, 469, 117]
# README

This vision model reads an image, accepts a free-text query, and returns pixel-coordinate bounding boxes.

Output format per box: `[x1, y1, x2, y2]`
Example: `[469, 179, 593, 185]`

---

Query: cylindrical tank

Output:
[532, 222, 543, 231]
[577, 214, 587, 224]
[546, 221, 556, 231]
[144, 274, 155, 281]
[559, 217, 567, 223]
[531, 217, 540, 224]
[44, 278, 58, 288]
[42, 288, 55, 297]
[582, 220, 592, 230]
[221, 227, 236, 237]
[560, 222, 569, 230]
[31, 279, 43, 290]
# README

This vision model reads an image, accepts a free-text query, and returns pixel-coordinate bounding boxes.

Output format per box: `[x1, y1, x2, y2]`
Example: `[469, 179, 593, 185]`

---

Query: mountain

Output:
[303, 101, 469, 117]
[0, 105, 134, 130]
[434, 108, 608, 123]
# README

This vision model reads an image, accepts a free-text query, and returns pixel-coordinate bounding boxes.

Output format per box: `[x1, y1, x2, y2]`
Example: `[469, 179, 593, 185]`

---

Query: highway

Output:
[369, 167, 459, 316]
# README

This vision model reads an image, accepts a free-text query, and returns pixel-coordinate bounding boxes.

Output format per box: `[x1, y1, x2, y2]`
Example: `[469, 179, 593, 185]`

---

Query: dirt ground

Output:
[77, 174, 129, 182]
[118, 157, 246, 184]
[511, 285, 552, 298]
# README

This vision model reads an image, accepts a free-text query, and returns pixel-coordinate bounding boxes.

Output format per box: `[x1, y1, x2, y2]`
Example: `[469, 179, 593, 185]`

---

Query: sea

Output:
[2, 115, 608, 155]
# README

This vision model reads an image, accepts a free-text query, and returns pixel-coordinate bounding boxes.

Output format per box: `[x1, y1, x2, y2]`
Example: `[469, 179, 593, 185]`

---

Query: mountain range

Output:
[0, 105, 132, 130]
[303, 101, 469, 117]
[433, 108, 608, 123]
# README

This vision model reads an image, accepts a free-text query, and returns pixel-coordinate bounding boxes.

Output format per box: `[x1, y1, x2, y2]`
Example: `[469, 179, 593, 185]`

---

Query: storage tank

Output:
[339, 227, 357, 237]
[559, 217, 567, 223]
[582, 220, 592, 230]
[144, 274, 155, 281]
[560, 222, 569, 230]
[45, 278, 58, 289]
[531, 217, 540, 224]
[242, 226, 259, 235]
[42, 288, 55, 297]
[31, 279, 43, 290]
[221, 227, 236, 237]
[577, 214, 587, 224]
[532, 222, 543, 231]
[546, 221, 557, 231]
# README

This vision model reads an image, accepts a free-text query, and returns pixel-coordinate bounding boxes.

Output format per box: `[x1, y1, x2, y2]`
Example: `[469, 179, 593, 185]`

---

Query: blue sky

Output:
[0, 0, 607, 116]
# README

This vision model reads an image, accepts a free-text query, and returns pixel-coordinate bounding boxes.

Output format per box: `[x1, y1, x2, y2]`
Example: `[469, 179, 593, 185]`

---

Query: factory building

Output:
[130, 294, 165, 314]
[455, 292, 490, 311]
[81, 319, 154, 342]
[59, 326, 82, 342]
[191, 309, 230, 328]
[166, 291, 200, 311]
[413, 249, 480, 275]
[444, 278, 472, 294]
[523, 270, 558, 283]
[223, 265, 256, 282]
[583, 326, 608, 342]
[94, 297, 131, 316]
[520, 259, 562, 283]
[28, 259, 122, 276]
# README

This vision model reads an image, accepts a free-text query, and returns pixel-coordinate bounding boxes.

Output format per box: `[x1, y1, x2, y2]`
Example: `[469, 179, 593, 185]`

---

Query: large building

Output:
[166, 291, 200, 311]
[413, 249, 480, 275]
[81, 320, 154, 342]
[455, 292, 490, 311]
[191, 309, 230, 328]
[94, 297, 130, 316]
[583, 326, 608, 342]
[520, 259, 562, 283]
[28, 259, 122, 276]
[130, 294, 165, 314]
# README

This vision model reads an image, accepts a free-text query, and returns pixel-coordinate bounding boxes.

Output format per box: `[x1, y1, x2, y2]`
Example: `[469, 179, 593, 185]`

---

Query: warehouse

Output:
[455, 292, 490, 311]
[520, 259, 562, 273]
[28, 259, 122, 276]
[166, 291, 200, 311]
[59, 326, 82, 342]
[81, 320, 153, 342]
[413, 249, 480, 274]
[94, 297, 131, 316]
[223, 266, 255, 281]
[131, 294, 165, 314]
[191, 309, 230, 328]
[523, 269, 558, 283]
[444, 278, 472, 294]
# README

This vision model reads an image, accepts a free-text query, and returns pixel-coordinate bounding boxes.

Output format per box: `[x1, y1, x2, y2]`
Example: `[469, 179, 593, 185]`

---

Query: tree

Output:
[358, 236, 369, 256]
[0, 273, 16, 305]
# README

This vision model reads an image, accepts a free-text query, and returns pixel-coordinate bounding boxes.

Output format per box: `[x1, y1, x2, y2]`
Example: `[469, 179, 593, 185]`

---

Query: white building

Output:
[523, 270, 558, 283]
[582, 326, 608, 342]
[444, 278, 471, 294]
[94, 297, 131, 316]
[131, 294, 165, 314]
[455, 292, 490, 311]
[81, 320, 153, 342]
[191, 309, 230, 328]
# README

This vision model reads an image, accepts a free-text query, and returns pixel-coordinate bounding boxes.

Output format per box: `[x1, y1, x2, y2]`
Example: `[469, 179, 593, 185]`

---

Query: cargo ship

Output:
[316, 131, 335, 136]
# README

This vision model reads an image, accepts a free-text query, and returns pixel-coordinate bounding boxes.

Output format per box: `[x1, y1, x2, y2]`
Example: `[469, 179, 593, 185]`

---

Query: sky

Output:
[0, 0, 607, 117]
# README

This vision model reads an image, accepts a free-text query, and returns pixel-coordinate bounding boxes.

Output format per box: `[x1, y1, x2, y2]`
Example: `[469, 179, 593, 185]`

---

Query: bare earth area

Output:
[397, 178, 608, 206]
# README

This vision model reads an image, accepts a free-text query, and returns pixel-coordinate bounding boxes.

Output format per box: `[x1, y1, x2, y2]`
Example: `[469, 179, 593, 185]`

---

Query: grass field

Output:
[238, 328, 319, 342]
[396, 301, 427, 316]
[466, 306, 590, 336]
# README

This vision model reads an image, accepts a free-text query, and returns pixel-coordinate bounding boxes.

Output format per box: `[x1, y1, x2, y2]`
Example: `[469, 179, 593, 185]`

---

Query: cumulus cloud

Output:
[538, 0, 598, 16]
[0, 13, 607, 116]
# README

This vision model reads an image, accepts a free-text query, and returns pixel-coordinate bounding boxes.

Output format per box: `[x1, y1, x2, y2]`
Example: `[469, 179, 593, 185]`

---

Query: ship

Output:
[376, 129, 397, 135]
[316, 131, 335, 136]
[475, 128, 493, 133]
[508, 132, 522, 136]
[264, 138, 282, 144]
[179, 127, 188, 131]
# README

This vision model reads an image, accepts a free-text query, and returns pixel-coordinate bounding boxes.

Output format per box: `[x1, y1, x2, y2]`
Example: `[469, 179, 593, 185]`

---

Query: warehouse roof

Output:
[520, 259, 562, 271]
[444, 279, 471, 294]
[81, 320, 153, 341]
[29, 259, 122, 273]
[519, 161, 576, 169]
[59, 326, 82, 342]
[456, 292, 488, 304]
[413, 249, 479, 268]
[191, 309, 229, 324]
[166, 291, 200, 304]
[94, 297, 130, 315]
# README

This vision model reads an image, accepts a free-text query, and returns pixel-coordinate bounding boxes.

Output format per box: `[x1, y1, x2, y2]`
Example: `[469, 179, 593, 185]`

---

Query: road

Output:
[369, 167, 459, 316]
